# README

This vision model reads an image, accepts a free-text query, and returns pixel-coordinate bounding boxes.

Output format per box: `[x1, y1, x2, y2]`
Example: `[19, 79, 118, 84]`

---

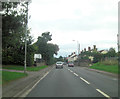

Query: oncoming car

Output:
[56, 61, 63, 69]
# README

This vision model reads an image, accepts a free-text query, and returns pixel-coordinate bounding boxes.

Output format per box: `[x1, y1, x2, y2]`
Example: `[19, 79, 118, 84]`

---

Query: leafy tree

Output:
[92, 53, 102, 63]
[106, 47, 116, 57]
[35, 32, 59, 65]
[2, 2, 34, 66]
[56, 56, 64, 62]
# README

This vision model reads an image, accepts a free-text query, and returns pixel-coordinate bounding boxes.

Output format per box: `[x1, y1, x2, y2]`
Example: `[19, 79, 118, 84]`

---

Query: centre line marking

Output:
[73, 73, 78, 76]
[80, 77, 90, 84]
[70, 70, 73, 72]
[96, 89, 110, 98]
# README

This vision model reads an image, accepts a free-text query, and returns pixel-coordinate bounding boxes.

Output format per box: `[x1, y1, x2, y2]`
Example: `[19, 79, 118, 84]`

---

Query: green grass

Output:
[27, 65, 48, 71]
[2, 65, 48, 71]
[2, 71, 27, 85]
[90, 62, 119, 74]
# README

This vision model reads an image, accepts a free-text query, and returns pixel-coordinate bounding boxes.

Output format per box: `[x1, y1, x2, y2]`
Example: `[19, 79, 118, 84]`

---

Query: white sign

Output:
[34, 54, 42, 61]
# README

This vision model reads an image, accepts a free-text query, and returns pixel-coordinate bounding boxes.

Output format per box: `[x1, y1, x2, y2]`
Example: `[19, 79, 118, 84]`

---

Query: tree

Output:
[106, 47, 116, 57]
[92, 52, 102, 63]
[2, 2, 34, 66]
[35, 32, 59, 65]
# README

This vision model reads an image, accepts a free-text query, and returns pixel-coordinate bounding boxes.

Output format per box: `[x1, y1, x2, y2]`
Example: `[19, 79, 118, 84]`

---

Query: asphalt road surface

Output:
[26, 65, 118, 98]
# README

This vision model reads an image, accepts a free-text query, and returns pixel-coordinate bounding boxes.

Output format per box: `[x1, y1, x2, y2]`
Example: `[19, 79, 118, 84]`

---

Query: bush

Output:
[92, 53, 102, 63]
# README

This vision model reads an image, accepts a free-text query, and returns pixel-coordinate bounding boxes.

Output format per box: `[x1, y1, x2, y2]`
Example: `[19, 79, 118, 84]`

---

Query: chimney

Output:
[93, 45, 96, 50]
[88, 47, 91, 51]
[84, 48, 86, 52]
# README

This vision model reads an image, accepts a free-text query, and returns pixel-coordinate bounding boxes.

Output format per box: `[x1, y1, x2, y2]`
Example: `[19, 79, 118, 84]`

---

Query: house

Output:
[67, 52, 78, 62]
[99, 50, 108, 54]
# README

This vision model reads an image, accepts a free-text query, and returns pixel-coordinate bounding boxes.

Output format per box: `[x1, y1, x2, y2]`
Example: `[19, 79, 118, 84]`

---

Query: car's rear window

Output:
[57, 62, 62, 64]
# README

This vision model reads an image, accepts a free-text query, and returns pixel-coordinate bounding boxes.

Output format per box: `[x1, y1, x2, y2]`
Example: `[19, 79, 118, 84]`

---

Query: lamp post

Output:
[73, 40, 80, 66]
[117, 34, 120, 68]
[24, 2, 28, 74]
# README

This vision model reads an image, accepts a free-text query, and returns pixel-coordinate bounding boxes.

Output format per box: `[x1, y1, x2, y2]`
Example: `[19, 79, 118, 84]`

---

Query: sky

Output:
[28, 0, 119, 57]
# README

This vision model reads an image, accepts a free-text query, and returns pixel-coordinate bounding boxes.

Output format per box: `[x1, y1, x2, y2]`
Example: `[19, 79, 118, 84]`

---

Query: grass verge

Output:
[2, 71, 27, 85]
[2, 65, 48, 71]
[90, 62, 118, 74]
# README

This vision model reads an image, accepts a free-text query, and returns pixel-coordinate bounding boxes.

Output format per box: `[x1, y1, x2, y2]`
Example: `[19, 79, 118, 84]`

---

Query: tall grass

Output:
[101, 59, 118, 65]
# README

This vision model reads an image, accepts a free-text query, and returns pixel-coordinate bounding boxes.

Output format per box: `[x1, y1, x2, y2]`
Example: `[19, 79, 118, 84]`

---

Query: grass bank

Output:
[2, 71, 27, 85]
[2, 65, 48, 71]
[90, 62, 118, 74]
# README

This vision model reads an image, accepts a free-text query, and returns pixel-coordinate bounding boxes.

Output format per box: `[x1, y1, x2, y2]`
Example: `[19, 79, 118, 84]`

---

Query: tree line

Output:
[80, 47, 118, 63]
[2, 2, 59, 66]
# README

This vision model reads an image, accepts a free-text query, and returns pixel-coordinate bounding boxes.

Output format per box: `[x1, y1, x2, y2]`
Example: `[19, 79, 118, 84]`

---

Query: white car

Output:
[56, 61, 63, 69]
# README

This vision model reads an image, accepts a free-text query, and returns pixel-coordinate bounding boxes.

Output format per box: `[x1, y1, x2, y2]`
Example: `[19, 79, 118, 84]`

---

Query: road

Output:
[26, 65, 118, 98]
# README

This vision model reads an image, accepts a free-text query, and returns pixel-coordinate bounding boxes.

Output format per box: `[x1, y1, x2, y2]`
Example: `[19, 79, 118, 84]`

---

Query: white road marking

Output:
[68, 69, 70, 71]
[112, 78, 118, 81]
[96, 89, 110, 98]
[21, 71, 49, 97]
[14, 70, 50, 97]
[73, 73, 78, 76]
[70, 70, 73, 73]
[80, 77, 90, 84]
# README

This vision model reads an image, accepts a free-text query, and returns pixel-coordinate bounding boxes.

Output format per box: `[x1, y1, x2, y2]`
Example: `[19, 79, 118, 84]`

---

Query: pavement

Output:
[2, 69, 24, 73]
[2, 65, 54, 98]
[2, 65, 119, 98]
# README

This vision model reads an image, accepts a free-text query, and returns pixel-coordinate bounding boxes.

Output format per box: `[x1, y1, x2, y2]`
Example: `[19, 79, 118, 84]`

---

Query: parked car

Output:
[68, 62, 74, 67]
[56, 61, 63, 69]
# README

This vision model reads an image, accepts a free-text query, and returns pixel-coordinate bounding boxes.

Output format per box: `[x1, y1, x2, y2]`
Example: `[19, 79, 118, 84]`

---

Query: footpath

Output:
[2, 65, 54, 98]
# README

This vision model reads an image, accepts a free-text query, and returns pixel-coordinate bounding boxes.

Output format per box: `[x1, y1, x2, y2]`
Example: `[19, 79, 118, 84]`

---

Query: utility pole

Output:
[24, 2, 28, 74]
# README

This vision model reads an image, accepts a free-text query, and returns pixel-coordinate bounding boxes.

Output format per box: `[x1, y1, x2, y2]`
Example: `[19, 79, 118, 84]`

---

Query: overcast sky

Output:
[28, 0, 119, 57]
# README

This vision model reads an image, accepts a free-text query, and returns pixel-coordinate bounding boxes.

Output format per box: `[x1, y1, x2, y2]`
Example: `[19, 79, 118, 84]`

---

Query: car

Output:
[56, 61, 63, 69]
[68, 62, 74, 67]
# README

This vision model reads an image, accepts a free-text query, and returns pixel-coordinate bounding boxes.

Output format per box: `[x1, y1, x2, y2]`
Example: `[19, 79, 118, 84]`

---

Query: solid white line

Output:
[20, 71, 49, 97]
[80, 77, 90, 84]
[73, 73, 78, 76]
[96, 89, 110, 98]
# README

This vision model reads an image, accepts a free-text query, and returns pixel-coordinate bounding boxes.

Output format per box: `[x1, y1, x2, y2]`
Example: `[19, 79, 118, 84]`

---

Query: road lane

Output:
[26, 66, 104, 97]
[66, 66, 118, 97]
